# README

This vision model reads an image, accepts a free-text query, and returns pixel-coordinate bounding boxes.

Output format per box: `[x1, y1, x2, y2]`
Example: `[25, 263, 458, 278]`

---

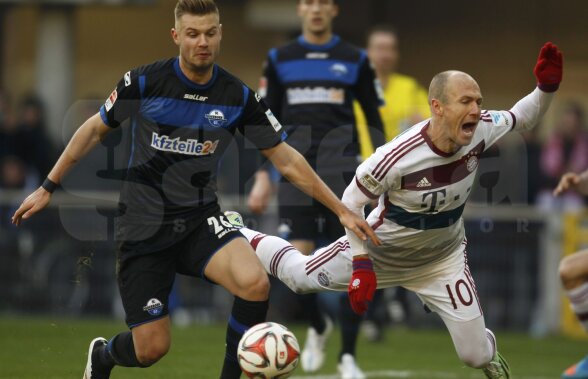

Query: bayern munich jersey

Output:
[260, 35, 385, 172]
[100, 58, 285, 227]
[354, 109, 517, 272]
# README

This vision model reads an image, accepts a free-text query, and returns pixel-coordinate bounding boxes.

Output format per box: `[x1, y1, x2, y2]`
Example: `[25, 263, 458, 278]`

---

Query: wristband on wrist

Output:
[352, 258, 373, 271]
[42, 177, 59, 193]
[537, 82, 560, 93]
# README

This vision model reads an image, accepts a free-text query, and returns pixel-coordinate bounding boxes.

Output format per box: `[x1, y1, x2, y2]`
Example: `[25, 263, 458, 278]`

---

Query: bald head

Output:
[428, 70, 477, 104]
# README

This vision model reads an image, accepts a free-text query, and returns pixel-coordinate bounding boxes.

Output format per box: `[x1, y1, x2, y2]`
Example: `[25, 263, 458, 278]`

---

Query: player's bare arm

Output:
[261, 142, 381, 246]
[11, 113, 112, 226]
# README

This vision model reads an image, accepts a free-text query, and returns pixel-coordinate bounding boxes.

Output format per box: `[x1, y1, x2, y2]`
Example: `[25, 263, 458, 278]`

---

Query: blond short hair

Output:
[174, 0, 219, 21]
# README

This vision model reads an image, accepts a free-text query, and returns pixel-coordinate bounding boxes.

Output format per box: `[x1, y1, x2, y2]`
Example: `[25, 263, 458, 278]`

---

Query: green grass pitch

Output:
[0, 316, 585, 378]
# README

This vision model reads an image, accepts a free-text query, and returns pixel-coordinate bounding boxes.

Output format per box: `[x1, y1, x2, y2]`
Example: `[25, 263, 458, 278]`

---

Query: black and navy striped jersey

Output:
[260, 35, 384, 174]
[100, 57, 285, 228]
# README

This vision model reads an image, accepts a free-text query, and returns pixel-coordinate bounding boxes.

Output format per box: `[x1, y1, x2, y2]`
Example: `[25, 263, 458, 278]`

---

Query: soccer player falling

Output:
[231, 41, 563, 379]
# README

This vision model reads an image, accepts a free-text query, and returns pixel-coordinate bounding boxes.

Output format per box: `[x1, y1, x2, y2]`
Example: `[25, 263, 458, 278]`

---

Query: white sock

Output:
[442, 316, 494, 368]
[567, 282, 588, 331]
[239, 227, 262, 242]
[241, 228, 324, 294]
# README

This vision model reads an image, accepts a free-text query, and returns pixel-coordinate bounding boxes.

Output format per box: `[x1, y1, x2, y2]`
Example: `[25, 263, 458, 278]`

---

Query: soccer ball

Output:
[238, 322, 300, 379]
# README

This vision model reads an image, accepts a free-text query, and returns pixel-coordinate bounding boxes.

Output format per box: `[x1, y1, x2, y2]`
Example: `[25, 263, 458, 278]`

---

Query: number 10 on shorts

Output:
[445, 279, 474, 310]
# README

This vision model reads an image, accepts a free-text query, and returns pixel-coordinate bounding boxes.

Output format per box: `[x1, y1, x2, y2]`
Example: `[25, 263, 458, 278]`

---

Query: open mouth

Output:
[461, 122, 477, 136]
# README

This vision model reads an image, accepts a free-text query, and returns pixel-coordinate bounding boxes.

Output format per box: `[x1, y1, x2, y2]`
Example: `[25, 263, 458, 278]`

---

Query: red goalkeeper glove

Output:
[348, 257, 376, 315]
[534, 42, 563, 92]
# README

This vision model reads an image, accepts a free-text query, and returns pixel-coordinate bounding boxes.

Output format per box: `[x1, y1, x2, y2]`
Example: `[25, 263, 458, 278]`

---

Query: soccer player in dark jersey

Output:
[10, 1, 379, 378]
[247, 0, 385, 377]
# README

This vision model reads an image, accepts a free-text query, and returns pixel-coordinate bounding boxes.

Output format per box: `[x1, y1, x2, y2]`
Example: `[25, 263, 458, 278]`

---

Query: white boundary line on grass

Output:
[290, 369, 554, 379]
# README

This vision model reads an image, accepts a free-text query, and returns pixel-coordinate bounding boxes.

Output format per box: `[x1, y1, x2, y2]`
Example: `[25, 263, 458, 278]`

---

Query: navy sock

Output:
[220, 297, 269, 379]
[339, 293, 362, 358]
[300, 293, 326, 334]
[107, 331, 145, 368]
[92, 342, 115, 374]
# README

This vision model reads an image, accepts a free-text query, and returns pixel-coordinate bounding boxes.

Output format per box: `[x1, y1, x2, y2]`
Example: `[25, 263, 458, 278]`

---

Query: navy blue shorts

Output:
[116, 210, 243, 328]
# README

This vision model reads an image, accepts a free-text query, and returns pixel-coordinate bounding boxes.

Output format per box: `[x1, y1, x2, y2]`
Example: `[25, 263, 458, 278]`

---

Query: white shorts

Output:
[303, 237, 482, 322]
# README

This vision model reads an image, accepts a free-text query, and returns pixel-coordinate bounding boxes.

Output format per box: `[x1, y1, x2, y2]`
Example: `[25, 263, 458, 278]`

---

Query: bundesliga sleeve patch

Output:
[359, 173, 380, 193]
[265, 109, 282, 132]
[489, 111, 510, 127]
[104, 88, 117, 112]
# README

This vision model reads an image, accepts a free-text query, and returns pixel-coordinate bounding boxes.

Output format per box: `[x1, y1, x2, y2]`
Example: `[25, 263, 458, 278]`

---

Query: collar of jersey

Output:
[173, 57, 218, 90]
[297, 34, 340, 51]
[421, 122, 461, 158]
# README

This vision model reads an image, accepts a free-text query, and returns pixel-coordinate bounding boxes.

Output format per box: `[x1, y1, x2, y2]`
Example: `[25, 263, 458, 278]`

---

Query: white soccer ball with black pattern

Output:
[238, 322, 300, 379]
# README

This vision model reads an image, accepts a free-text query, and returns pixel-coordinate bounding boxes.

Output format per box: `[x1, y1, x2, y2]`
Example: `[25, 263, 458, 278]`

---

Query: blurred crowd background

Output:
[1, 0, 588, 338]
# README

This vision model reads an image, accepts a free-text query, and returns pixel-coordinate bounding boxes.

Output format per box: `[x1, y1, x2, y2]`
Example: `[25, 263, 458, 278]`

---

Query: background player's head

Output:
[172, 0, 222, 74]
[298, 0, 339, 39]
[366, 25, 399, 76]
[428, 70, 483, 151]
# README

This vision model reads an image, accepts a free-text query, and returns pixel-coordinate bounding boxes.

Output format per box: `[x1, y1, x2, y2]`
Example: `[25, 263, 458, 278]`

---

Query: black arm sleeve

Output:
[99, 70, 141, 128]
[238, 86, 286, 150]
[354, 56, 386, 148]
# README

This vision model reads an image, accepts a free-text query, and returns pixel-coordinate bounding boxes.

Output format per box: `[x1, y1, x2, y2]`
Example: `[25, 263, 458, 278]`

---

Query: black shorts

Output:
[116, 210, 243, 328]
[277, 179, 344, 243]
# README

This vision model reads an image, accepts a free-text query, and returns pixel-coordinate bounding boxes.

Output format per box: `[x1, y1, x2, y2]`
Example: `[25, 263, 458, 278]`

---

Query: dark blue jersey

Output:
[100, 58, 285, 231]
[261, 35, 385, 175]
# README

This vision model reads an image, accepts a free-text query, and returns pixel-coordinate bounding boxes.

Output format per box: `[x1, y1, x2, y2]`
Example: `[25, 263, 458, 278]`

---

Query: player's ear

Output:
[171, 27, 180, 46]
[431, 99, 443, 116]
[218, 24, 223, 41]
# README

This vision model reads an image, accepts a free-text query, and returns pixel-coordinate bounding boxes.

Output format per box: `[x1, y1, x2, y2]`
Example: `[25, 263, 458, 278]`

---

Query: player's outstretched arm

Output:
[11, 113, 112, 226]
[510, 42, 563, 130]
[261, 142, 381, 246]
[554, 171, 588, 197]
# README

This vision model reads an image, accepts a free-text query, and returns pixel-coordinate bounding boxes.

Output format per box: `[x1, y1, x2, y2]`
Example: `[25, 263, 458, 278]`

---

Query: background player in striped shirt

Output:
[235, 41, 563, 379]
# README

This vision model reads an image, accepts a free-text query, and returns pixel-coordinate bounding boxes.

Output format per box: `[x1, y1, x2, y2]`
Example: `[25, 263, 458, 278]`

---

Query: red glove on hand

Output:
[534, 42, 563, 92]
[348, 257, 376, 315]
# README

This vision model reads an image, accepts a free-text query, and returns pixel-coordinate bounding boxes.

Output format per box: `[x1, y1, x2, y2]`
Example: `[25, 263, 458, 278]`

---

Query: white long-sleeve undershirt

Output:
[510, 87, 554, 131]
[342, 179, 373, 257]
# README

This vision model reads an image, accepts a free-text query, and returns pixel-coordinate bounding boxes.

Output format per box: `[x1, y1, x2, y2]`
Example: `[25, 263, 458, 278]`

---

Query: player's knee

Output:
[239, 272, 270, 300]
[285, 281, 308, 295]
[135, 342, 170, 367]
[290, 279, 314, 295]
[282, 267, 314, 295]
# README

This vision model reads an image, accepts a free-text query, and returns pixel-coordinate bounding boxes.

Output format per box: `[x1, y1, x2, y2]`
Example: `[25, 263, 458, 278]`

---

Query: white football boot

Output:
[337, 353, 366, 379]
[300, 317, 333, 372]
